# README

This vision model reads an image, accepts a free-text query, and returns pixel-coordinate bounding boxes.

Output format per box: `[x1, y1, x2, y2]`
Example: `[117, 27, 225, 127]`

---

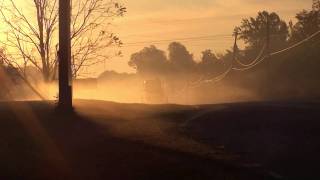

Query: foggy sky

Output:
[0, 0, 313, 76]
[104, 0, 312, 75]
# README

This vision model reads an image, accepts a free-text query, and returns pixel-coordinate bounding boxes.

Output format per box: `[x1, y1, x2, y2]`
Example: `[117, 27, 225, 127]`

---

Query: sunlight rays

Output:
[1, 65, 71, 176]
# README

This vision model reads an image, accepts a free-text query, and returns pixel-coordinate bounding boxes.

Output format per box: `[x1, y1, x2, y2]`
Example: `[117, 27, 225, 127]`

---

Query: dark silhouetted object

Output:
[168, 42, 196, 73]
[237, 11, 288, 54]
[233, 30, 239, 65]
[143, 79, 165, 103]
[58, 0, 73, 110]
[129, 45, 169, 77]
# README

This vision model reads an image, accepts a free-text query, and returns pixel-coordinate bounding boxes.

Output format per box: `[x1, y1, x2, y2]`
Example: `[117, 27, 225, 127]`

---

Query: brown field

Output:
[0, 100, 319, 179]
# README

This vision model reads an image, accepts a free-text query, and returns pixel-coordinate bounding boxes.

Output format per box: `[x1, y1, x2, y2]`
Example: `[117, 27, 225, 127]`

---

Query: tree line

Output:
[127, 0, 320, 100]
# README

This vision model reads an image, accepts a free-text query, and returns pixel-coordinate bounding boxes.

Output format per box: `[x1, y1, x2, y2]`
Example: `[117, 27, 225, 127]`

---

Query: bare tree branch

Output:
[0, 0, 126, 81]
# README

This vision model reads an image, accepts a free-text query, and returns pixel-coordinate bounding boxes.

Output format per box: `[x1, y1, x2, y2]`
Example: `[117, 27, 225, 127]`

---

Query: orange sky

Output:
[1, 0, 313, 77]
[96, 0, 312, 76]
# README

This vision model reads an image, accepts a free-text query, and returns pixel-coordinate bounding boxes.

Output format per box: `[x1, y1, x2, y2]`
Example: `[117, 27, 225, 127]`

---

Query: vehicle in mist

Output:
[143, 79, 166, 104]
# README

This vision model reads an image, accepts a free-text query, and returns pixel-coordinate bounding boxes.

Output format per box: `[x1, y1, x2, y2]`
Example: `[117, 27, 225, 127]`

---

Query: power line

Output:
[270, 30, 320, 56]
[122, 34, 233, 46]
[235, 44, 266, 67]
[123, 41, 234, 48]
[232, 56, 267, 71]
[118, 31, 290, 52]
[233, 30, 320, 71]
[191, 29, 320, 86]
[167, 30, 320, 98]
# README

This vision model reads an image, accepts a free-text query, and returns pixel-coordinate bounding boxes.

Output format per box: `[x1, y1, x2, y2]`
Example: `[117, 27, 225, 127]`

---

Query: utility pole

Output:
[58, 0, 73, 110]
[265, 13, 272, 96]
[266, 14, 270, 56]
[233, 29, 239, 65]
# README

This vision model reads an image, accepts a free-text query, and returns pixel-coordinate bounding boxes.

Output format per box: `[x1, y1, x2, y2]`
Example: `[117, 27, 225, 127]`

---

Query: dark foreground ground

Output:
[0, 100, 319, 180]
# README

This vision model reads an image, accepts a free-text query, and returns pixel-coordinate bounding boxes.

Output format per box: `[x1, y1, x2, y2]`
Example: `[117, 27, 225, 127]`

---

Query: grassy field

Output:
[0, 100, 319, 179]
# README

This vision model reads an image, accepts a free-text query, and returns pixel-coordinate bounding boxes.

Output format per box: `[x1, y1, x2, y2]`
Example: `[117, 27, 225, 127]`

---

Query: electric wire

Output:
[191, 30, 320, 86]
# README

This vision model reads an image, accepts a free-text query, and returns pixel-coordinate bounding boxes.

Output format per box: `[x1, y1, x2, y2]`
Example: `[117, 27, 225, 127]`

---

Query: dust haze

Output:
[1, 3, 320, 104]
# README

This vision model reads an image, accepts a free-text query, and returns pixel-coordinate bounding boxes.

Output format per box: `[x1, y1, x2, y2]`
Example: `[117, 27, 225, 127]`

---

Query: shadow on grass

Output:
[0, 101, 274, 180]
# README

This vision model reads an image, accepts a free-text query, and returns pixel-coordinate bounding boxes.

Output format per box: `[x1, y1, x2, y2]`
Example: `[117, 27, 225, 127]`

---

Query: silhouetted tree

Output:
[232, 11, 290, 73]
[168, 42, 196, 74]
[0, 49, 20, 99]
[259, 1, 320, 99]
[290, 1, 320, 42]
[99, 70, 135, 81]
[128, 45, 169, 77]
[237, 11, 289, 52]
[201, 50, 218, 64]
[313, 0, 320, 10]
[0, 0, 125, 81]
[198, 49, 224, 76]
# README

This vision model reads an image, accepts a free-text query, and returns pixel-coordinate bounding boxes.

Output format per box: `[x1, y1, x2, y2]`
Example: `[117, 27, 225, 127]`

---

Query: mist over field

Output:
[0, 1, 320, 180]
[0, 0, 319, 105]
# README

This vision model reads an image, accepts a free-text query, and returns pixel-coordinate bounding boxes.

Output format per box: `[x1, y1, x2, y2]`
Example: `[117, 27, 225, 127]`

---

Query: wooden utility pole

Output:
[233, 30, 239, 65]
[265, 13, 272, 96]
[58, 0, 73, 110]
[266, 14, 270, 56]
